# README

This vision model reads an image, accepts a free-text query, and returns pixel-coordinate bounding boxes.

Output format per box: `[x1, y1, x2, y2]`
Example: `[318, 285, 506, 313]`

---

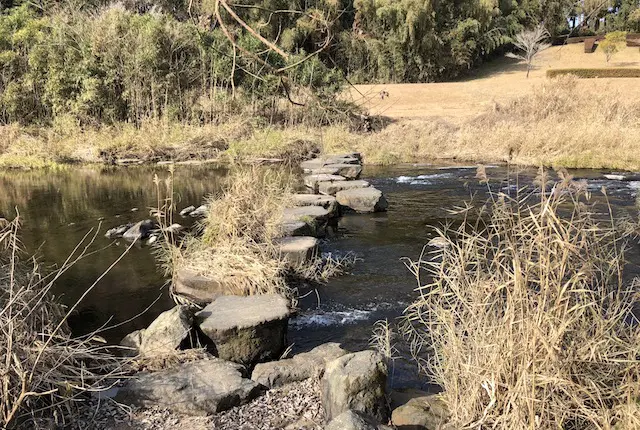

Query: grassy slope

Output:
[349, 44, 640, 122]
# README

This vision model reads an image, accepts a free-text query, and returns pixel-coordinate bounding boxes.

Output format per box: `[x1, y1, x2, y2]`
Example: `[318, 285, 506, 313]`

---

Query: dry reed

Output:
[0, 218, 126, 428]
[403, 170, 640, 429]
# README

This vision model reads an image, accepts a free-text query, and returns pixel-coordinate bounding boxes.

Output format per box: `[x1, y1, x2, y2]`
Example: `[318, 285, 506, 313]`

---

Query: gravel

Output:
[59, 378, 324, 430]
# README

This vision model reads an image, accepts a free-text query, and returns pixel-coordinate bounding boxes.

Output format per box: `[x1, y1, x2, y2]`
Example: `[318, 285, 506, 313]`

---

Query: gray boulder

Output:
[325, 410, 393, 430]
[251, 342, 348, 388]
[139, 305, 193, 355]
[335, 187, 389, 213]
[391, 395, 450, 430]
[275, 236, 319, 266]
[196, 294, 291, 367]
[115, 359, 263, 415]
[318, 180, 370, 196]
[122, 219, 156, 241]
[300, 154, 361, 172]
[321, 350, 389, 422]
[120, 329, 145, 357]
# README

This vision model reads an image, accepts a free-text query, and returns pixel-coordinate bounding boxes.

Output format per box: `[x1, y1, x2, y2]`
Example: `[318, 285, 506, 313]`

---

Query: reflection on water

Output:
[1, 163, 638, 363]
[0, 165, 229, 342]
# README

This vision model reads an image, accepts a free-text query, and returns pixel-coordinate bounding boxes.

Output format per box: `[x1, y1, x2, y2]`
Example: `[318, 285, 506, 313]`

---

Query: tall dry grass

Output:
[0, 218, 126, 428]
[403, 170, 640, 429]
[168, 168, 295, 300]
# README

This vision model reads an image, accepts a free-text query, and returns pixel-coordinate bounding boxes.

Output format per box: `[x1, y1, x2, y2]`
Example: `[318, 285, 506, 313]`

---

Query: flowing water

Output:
[1, 163, 638, 388]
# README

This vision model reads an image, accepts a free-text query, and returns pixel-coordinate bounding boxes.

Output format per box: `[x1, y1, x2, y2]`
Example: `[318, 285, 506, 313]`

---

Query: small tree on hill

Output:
[600, 31, 627, 63]
[506, 24, 552, 78]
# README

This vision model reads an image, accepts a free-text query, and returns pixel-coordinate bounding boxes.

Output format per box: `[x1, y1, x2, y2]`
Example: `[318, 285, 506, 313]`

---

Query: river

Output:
[1, 163, 638, 388]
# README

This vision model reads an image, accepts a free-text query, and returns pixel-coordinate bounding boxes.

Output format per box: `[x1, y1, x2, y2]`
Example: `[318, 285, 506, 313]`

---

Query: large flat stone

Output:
[115, 359, 262, 415]
[304, 174, 345, 192]
[275, 236, 319, 266]
[335, 187, 389, 213]
[281, 220, 314, 237]
[318, 180, 370, 196]
[196, 295, 291, 367]
[252, 342, 348, 388]
[291, 194, 339, 217]
[322, 351, 389, 422]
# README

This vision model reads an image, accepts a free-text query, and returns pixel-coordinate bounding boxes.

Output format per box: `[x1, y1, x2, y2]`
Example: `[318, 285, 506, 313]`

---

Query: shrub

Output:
[403, 172, 640, 429]
[599, 31, 628, 62]
[546, 68, 640, 78]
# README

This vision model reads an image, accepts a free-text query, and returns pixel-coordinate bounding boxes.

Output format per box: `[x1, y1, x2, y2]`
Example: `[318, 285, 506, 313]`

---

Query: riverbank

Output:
[2, 75, 640, 171]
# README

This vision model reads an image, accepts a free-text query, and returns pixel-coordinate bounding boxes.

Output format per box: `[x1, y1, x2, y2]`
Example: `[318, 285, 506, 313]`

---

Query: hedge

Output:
[547, 68, 640, 78]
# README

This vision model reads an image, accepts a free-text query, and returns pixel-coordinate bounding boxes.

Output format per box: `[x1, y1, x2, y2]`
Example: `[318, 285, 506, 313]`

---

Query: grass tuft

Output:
[402, 174, 640, 429]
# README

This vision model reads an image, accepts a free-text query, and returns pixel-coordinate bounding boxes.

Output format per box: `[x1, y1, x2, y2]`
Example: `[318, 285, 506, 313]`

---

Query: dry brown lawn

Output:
[349, 44, 640, 122]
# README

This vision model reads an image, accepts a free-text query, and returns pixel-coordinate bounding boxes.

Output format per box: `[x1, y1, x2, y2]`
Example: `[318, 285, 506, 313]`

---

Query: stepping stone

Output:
[115, 359, 263, 415]
[304, 174, 345, 192]
[275, 236, 319, 266]
[322, 163, 362, 180]
[292, 194, 339, 216]
[281, 220, 313, 237]
[318, 180, 370, 196]
[196, 294, 291, 367]
[172, 268, 230, 305]
[252, 342, 348, 388]
[283, 206, 331, 224]
[300, 155, 361, 172]
[335, 187, 388, 213]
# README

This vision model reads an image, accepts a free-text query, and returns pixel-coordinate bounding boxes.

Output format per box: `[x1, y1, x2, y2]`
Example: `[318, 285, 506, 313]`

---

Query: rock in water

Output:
[391, 395, 450, 430]
[179, 205, 196, 216]
[321, 350, 389, 422]
[335, 187, 389, 213]
[105, 223, 134, 239]
[275, 236, 319, 266]
[196, 294, 291, 367]
[325, 410, 393, 430]
[115, 359, 263, 415]
[252, 342, 348, 388]
[318, 180, 370, 196]
[122, 219, 156, 241]
[190, 205, 208, 218]
[139, 305, 193, 356]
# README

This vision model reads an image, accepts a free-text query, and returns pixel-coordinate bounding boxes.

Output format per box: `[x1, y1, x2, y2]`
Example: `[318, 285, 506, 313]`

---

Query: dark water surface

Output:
[2, 163, 638, 387]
